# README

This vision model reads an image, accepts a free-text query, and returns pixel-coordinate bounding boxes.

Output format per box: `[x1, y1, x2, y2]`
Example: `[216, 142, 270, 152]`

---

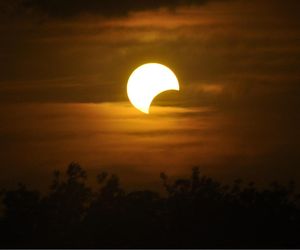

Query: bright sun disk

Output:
[127, 63, 180, 114]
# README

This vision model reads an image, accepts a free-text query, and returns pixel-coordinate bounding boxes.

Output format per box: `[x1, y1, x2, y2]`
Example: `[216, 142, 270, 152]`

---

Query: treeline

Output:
[0, 163, 299, 248]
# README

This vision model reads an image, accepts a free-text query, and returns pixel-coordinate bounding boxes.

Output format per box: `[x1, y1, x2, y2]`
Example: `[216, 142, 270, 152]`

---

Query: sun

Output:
[127, 63, 180, 114]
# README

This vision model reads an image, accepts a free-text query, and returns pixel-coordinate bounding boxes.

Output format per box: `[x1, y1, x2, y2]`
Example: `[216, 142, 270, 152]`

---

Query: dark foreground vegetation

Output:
[0, 163, 300, 248]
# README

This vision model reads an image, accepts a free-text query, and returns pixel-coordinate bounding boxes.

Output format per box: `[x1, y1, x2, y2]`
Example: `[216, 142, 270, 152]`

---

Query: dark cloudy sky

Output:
[0, 0, 299, 189]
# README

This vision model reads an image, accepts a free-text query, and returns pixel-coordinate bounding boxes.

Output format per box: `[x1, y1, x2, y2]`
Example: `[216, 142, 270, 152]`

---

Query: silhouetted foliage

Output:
[0, 163, 300, 248]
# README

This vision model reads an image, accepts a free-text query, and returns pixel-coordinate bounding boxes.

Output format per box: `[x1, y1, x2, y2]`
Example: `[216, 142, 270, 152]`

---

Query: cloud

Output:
[21, 0, 227, 18]
[1, 102, 299, 190]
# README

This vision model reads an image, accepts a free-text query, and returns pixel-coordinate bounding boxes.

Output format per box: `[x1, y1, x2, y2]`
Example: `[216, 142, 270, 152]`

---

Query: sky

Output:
[0, 0, 300, 190]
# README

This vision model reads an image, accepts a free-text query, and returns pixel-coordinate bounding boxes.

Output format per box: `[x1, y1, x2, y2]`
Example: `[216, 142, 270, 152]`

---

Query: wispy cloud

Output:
[19, 0, 229, 18]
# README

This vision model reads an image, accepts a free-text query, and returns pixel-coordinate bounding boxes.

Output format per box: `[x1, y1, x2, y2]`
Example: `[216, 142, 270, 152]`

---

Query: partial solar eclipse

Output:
[127, 63, 180, 114]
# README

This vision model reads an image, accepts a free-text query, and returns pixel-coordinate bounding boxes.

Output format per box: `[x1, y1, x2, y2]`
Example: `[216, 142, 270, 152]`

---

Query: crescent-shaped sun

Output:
[127, 63, 180, 114]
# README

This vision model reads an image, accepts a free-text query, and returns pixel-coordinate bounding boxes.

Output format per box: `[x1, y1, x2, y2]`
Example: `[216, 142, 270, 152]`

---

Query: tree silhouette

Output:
[0, 164, 299, 248]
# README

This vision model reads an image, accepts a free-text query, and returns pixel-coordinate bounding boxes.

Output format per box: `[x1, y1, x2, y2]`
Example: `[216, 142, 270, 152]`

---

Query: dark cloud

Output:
[21, 0, 225, 18]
